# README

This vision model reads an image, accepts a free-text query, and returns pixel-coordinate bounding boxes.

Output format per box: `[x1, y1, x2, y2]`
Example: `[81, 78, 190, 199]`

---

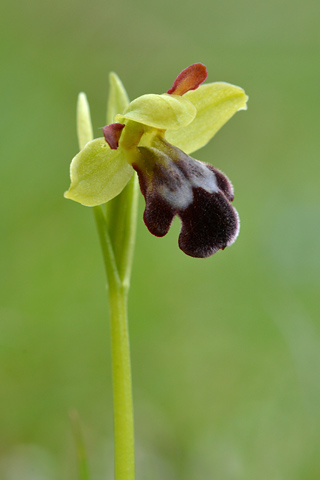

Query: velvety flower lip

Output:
[178, 186, 239, 258]
[132, 140, 239, 258]
[65, 64, 248, 258]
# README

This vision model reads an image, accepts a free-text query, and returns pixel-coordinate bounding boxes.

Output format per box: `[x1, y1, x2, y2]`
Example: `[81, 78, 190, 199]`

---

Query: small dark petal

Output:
[102, 123, 125, 149]
[206, 165, 234, 201]
[178, 189, 239, 258]
[167, 63, 207, 96]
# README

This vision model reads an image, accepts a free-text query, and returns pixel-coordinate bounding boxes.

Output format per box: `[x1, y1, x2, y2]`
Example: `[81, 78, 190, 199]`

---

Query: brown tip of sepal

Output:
[103, 123, 125, 149]
[167, 63, 207, 96]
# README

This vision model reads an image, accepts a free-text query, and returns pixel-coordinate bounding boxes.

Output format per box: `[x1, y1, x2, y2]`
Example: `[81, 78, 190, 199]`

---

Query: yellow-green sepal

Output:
[116, 93, 196, 131]
[166, 82, 248, 154]
[64, 138, 134, 207]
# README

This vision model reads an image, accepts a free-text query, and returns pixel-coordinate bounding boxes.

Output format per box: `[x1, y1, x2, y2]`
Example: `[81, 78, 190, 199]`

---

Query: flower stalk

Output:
[107, 277, 135, 480]
[77, 89, 137, 480]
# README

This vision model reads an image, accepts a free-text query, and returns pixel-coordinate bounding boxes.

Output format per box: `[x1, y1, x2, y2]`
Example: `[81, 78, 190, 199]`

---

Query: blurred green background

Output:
[1, 0, 320, 478]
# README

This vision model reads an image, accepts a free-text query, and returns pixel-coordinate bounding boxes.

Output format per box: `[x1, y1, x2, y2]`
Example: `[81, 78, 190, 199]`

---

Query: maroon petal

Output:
[102, 123, 125, 149]
[167, 63, 207, 96]
[178, 189, 239, 258]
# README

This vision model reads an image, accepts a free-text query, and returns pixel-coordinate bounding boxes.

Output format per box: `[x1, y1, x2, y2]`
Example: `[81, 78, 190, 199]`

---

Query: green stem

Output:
[93, 206, 120, 287]
[109, 283, 135, 480]
[93, 205, 135, 480]
[106, 175, 139, 286]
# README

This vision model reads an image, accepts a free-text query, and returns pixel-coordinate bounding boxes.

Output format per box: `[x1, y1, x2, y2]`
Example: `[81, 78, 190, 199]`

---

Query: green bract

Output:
[65, 66, 248, 207]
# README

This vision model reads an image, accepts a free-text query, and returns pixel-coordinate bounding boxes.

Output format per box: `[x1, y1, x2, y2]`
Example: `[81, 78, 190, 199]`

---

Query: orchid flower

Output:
[65, 64, 248, 258]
